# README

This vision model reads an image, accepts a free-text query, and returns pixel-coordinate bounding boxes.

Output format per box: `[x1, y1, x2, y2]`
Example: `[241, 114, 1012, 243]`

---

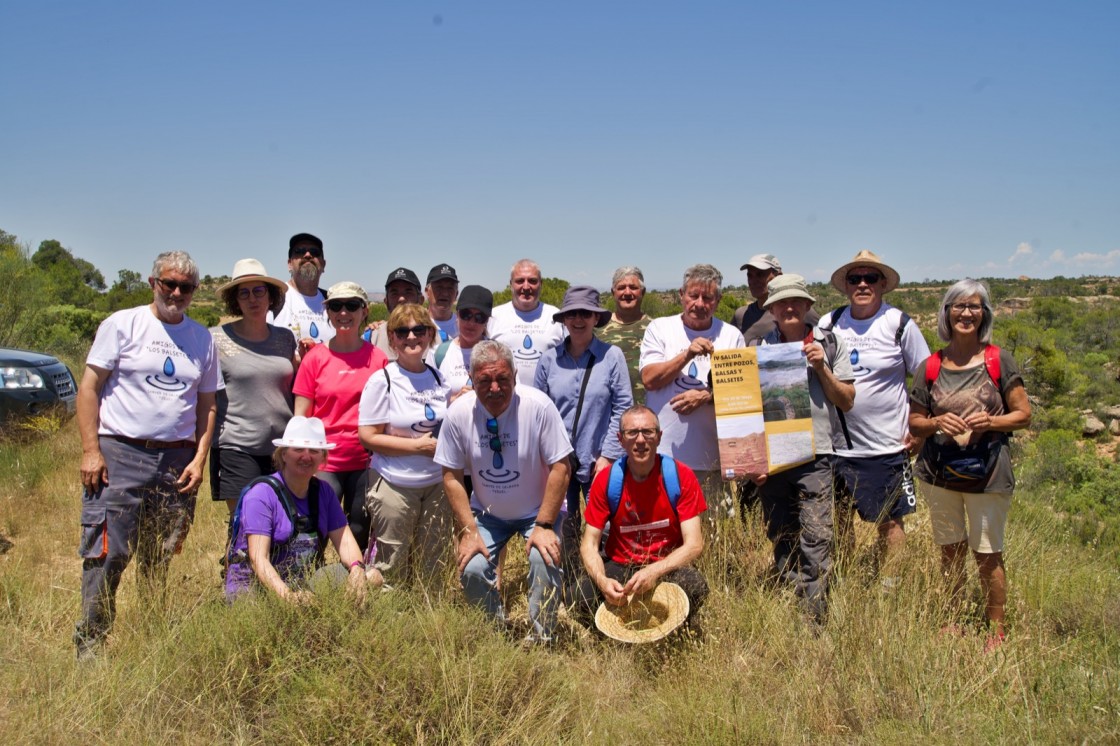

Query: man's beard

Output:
[294, 262, 321, 284]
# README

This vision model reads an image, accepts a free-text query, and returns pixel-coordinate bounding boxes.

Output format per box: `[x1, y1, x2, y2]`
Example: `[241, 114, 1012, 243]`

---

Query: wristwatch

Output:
[534, 521, 554, 530]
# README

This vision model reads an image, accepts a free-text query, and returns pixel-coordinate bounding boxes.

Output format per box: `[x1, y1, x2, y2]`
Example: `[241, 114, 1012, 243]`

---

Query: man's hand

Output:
[176, 459, 204, 493]
[592, 456, 612, 480]
[669, 388, 711, 416]
[622, 566, 662, 597]
[599, 577, 627, 606]
[747, 472, 769, 487]
[526, 525, 561, 568]
[80, 449, 108, 492]
[456, 529, 489, 574]
[803, 340, 827, 371]
[902, 431, 923, 456]
[686, 337, 715, 361]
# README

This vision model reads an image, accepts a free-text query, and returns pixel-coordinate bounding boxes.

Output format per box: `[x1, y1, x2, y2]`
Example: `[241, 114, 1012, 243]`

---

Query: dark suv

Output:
[0, 347, 78, 423]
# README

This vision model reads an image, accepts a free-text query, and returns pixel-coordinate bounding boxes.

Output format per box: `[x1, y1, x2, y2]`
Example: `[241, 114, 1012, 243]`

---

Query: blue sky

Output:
[2, 2, 1117, 293]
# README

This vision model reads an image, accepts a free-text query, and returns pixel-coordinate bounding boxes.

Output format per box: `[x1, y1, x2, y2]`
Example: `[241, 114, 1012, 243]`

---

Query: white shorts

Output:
[920, 482, 1011, 554]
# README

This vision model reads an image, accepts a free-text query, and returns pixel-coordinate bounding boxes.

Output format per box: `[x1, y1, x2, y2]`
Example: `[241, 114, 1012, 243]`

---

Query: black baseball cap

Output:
[426, 263, 459, 285]
[457, 285, 493, 316]
[384, 267, 422, 291]
[289, 233, 323, 253]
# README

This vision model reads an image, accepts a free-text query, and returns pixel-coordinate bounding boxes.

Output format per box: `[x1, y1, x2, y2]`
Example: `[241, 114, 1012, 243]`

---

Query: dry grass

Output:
[1, 426, 1118, 743]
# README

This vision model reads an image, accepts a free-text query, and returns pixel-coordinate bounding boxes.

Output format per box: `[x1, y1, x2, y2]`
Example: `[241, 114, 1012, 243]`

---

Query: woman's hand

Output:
[963, 411, 994, 434]
[414, 432, 438, 457]
[932, 412, 971, 437]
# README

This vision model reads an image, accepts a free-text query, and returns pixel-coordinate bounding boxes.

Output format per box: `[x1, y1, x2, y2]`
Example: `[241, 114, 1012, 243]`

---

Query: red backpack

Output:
[924, 345, 1001, 388]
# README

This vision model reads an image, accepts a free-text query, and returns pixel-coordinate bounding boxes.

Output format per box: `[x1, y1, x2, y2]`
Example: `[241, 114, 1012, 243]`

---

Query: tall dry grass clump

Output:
[0, 428, 1118, 743]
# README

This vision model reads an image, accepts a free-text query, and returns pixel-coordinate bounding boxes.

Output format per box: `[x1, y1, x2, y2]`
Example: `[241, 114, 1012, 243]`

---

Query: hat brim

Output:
[217, 274, 290, 294]
[762, 288, 816, 308]
[553, 307, 613, 328]
[594, 582, 690, 643]
[830, 260, 900, 294]
[271, 438, 337, 450]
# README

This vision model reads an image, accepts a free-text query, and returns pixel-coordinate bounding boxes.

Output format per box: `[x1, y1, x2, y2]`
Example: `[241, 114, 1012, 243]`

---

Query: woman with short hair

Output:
[359, 303, 452, 590]
[909, 279, 1031, 650]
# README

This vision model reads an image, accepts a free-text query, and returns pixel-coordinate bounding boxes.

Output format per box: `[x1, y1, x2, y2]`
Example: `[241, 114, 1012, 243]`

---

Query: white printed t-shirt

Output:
[639, 316, 745, 471]
[433, 315, 458, 343]
[434, 386, 573, 521]
[87, 305, 222, 441]
[270, 285, 335, 346]
[438, 340, 474, 396]
[822, 303, 931, 457]
[358, 362, 451, 488]
[487, 302, 565, 387]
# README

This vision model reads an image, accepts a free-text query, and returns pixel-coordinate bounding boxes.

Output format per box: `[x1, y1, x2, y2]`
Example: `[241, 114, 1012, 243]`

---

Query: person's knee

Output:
[974, 551, 1003, 575]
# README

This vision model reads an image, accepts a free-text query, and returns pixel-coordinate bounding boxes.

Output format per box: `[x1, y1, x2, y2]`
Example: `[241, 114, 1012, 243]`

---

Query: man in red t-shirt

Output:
[571, 405, 709, 628]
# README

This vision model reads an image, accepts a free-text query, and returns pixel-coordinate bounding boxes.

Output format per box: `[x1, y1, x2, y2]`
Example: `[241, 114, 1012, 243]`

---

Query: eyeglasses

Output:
[156, 277, 197, 295]
[458, 309, 488, 324]
[846, 272, 881, 286]
[563, 309, 596, 320]
[326, 299, 364, 313]
[289, 246, 323, 259]
[392, 325, 431, 340]
[236, 285, 269, 300]
[620, 427, 659, 441]
[948, 303, 983, 314]
[486, 417, 504, 469]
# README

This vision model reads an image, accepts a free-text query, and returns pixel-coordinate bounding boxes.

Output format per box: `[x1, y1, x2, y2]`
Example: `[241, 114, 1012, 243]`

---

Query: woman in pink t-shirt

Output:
[293, 282, 388, 554]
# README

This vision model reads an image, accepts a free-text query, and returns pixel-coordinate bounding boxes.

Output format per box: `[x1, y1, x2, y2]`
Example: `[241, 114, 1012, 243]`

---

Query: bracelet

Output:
[349, 560, 365, 571]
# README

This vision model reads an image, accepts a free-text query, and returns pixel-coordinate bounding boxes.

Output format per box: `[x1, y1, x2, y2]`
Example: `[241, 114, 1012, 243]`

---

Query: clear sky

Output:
[2, 1, 1117, 293]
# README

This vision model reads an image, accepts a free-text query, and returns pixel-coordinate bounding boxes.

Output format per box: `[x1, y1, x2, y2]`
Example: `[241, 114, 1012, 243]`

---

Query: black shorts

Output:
[834, 452, 916, 524]
[210, 448, 275, 503]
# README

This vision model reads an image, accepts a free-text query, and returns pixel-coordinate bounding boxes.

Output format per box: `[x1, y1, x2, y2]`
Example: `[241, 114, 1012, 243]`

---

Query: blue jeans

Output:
[461, 510, 566, 641]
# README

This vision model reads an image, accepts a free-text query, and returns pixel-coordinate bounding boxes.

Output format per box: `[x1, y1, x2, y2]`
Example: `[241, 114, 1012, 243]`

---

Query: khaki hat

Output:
[830, 250, 900, 294]
[740, 253, 782, 272]
[762, 273, 816, 308]
[216, 258, 289, 294]
[325, 281, 368, 302]
[594, 582, 690, 643]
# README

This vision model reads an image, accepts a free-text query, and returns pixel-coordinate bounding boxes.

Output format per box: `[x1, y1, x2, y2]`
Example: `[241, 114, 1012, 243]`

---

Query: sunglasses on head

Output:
[326, 299, 364, 313]
[236, 285, 269, 300]
[156, 277, 197, 295]
[392, 325, 432, 340]
[457, 309, 488, 324]
[846, 272, 881, 286]
[289, 246, 324, 259]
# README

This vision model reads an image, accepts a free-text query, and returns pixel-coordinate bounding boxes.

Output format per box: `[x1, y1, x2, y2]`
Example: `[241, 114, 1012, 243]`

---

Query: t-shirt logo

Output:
[673, 359, 707, 392]
[411, 404, 439, 435]
[513, 334, 542, 365]
[146, 356, 188, 392]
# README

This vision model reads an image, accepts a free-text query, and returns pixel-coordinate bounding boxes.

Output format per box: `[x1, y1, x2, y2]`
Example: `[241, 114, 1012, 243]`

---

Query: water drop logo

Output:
[439, 329, 449, 342]
[513, 333, 542, 364]
[478, 417, 520, 484]
[309, 322, 320, 340]
[411, 401, 440, 434]
[849, 348, 869, 376]
[673, 353, 707, 392]
[146, 355, 188, 391]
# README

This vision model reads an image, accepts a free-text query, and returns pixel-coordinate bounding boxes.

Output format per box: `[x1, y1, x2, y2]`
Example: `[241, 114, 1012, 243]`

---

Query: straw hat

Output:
[271, 416, 336, 450]
[594, 582, 690, 643]
[830, 250, 900, 294]
[216, 258, 289, 294]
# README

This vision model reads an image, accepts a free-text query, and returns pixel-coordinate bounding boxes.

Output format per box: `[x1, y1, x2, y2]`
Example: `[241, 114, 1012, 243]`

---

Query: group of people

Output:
[73, 233, 1030, 658]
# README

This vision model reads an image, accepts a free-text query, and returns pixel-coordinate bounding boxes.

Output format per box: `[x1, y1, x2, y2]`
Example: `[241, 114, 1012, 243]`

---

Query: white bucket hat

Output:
[271, 416, 336, 450]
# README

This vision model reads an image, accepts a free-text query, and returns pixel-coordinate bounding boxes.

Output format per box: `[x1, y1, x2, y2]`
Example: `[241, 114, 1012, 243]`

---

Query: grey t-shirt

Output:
[211, 323, 297, 455]
[910, 348, 1023, 493]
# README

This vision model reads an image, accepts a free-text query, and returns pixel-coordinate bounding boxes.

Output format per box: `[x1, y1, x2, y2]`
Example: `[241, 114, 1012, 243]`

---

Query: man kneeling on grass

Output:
[571, 405, 709, 630]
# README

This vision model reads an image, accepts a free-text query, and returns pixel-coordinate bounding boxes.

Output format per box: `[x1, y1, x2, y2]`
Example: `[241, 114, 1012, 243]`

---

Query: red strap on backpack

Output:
[924, 345, 1001, 386]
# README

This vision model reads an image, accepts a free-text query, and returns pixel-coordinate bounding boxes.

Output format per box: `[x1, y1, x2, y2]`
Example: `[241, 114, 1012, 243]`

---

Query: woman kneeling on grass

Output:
[225, 416, 384, 603]
[908, 279, 1030, 651]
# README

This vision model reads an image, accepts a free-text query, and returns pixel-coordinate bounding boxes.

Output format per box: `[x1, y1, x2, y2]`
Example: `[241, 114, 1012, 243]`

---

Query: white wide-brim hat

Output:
[594, 582, 690, 643]
[271, 416, 336, 450]
[216, 258, 289, 294]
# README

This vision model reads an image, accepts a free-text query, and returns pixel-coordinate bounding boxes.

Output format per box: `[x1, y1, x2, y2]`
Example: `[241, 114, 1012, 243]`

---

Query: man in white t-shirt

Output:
[819, 251, 931, 578]
[74, 251, 222, 661]
[640, 264, 745, 518]
[426, 263, 460, 343]
[271, 232, 334, 356]
[487, 259, 565, 387]
[434, 341, 573, 643]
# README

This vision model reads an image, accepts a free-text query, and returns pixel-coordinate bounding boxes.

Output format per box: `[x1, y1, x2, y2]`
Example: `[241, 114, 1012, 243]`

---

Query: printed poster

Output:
[711, 344, 814, 479]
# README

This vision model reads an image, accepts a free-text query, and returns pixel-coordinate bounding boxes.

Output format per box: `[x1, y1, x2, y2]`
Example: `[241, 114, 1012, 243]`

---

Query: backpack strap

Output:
[425, 362, 444, 384]
[924, 349, 944, 386]
[895, 311, 912, 346]
[810, 328, 853, 449]
[818, 306, 847, 331]
[434, 340, 453, 368]
[984, 344, 1001, 386]
[607, 455, 682, 521]
[227, 475, 299, 563]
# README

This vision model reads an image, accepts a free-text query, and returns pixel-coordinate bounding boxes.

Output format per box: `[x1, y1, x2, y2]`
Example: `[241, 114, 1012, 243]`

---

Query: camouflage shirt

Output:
[600, 314, 651, 404]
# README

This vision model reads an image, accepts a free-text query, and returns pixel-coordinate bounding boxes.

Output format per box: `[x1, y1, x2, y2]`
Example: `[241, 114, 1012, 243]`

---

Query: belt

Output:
[107, 435, 196, 450]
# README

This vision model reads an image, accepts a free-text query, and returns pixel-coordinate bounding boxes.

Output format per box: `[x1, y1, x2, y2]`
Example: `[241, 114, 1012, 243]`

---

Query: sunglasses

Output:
[392, 325, 431, 340]
[486, 417, 504, 469]
[326, 299, 364, 313]
[457, 309, 489, 324]
[289, 246, 324, 259]
[563, 309, 596, 320]
[156, 277, 197, 295]
[236, 285, 269, 300]
[846, 272, 882, 286]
